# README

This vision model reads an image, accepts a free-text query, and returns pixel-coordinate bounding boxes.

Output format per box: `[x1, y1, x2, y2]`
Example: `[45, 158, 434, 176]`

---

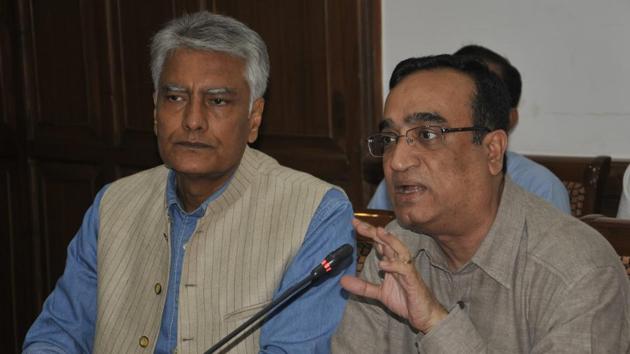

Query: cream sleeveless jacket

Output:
[93, 147, 333, 353]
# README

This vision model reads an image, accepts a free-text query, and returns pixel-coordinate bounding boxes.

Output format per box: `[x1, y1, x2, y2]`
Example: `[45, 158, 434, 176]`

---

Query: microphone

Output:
[204, 243, 354, 354]
[309, 243, 354, 279]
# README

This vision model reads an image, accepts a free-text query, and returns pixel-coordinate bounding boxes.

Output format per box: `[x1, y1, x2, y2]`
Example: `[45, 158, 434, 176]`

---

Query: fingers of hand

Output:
[340, 275, 382, 300]
[352, 219, 391, 257]
[375, 227, 413, 263]
[378, 258, 415, 274]
[353, 219, 414, 264]
[378, 259, 425, 297]
[375, 242, 384, 256]
[352, 218, 379, 240]
[372, 227, 394, 259]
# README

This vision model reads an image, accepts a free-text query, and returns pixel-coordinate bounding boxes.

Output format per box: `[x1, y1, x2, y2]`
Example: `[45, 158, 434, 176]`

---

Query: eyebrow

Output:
[205, 87, 236, 95]
[379, 112, 447, 131]
[161, 84, 187, 93]
[378, 119, 395, 131]
[159, 85, 237, 95]
[406, 112, 446, 125]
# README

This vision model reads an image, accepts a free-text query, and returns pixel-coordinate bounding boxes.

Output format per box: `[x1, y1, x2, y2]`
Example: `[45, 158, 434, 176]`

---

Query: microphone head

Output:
[311, 243, 354, 280]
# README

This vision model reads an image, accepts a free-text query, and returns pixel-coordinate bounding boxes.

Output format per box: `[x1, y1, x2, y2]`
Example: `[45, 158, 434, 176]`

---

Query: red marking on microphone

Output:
[321, 260, 332, 272]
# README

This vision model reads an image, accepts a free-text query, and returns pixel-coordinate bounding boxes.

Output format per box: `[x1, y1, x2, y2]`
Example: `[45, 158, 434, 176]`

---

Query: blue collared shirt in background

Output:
[368, 151, 571, 214]
[23, 170, 355, 354]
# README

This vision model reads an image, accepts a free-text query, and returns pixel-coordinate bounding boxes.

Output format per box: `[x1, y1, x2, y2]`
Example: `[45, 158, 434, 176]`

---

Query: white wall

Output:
[382, 0, 630, 159]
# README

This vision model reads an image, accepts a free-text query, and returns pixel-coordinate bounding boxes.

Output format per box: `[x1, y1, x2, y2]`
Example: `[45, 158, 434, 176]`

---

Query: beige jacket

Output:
[93, 147, 333, 353]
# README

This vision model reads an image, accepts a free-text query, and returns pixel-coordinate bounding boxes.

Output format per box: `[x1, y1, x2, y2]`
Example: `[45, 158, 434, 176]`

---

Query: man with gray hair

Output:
[23, 11, 354, 354]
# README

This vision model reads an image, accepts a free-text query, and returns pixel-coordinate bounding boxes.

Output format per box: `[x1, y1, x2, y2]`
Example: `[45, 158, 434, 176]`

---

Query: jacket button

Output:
[139, 335, 149, 348]
[154, 283, 162, 295]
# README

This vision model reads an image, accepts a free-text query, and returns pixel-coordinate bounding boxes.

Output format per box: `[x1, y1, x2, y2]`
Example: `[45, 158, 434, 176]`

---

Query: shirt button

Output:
[154, 283, 162, 295]
[139, 335, 149, 348]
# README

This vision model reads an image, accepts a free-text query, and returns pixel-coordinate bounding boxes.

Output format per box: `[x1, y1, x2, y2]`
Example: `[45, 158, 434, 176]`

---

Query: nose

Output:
[386, 137, 420, 172]
[182, 96, 208, 131]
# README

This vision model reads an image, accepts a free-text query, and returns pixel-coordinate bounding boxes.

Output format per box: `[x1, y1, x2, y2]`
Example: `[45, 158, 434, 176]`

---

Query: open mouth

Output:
[395, 184, 426, 194]
[394, 184, 427, 195]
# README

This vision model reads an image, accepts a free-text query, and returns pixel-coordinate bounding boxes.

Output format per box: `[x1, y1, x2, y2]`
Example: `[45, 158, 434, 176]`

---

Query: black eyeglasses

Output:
[367, 125, 490, 157]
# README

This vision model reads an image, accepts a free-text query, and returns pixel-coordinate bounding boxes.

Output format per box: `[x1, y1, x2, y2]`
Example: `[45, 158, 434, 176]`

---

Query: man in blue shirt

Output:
[368, 45, 570, 214]
[23, 11, 354, 354]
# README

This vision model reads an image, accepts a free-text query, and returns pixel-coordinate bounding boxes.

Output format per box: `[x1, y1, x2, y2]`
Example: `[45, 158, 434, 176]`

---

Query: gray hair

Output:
[150, 11, 270, 104]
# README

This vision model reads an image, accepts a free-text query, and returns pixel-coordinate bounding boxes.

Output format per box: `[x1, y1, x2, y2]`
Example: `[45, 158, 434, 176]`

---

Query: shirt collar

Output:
[166, 169, 233, 217]
[390, 177, 528, 288]
[470, 176, 527, 289]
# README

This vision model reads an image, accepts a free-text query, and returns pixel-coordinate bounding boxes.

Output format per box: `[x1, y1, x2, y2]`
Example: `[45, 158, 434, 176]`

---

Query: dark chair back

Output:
[581, 214, 630, 278]
[528, 155, 611, 217]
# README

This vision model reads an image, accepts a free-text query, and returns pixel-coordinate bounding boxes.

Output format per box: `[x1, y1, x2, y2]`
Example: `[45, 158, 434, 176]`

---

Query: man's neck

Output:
[175, 173, 230, 212]
[433, 178, 504, 271]
[435, 227, 491, 271]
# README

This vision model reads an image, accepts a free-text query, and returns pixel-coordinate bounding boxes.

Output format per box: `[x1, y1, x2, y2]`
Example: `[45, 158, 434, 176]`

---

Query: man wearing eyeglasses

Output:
[331, 54, 630, 352]
[367, 45, 571, 215]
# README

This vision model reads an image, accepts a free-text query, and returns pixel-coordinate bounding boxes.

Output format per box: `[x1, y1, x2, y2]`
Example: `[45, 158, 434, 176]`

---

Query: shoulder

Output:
[507, 152, 570, 212]
[521, 197, 621, 286]
[507, 152, 565, 192]
[245, 147, 336, 192]
[101, 165, 168, 205]
[303, 189, 353, 229]
[319, 188, 353, 210]
[106, 165, 168, 190]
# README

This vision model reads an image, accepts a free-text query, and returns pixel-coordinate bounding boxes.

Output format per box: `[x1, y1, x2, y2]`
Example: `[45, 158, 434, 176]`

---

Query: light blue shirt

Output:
[368, 151, 571, 214]
[23, 170, 355, 353]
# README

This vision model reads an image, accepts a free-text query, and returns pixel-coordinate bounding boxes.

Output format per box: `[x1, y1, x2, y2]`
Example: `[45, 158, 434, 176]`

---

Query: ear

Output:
[507, 108, 519, 134]
[484, 129, 508, 176]
[247, 98, 264, 143]
[152, 92, 158, 136]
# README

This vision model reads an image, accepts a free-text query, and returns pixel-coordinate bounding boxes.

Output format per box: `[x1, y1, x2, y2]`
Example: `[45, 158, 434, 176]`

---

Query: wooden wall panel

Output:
[5, 1, 381, 351]
[0, 160, 34, 354]
[325, 0, 376, 204]
[19, 0, 109, 144]
[112, 0, 177, 141]
[29, 161, 101, 292]
[214, 1, 331, 137]
[0, 164, 18, 354]
[211, 0, 382, 206]
[0, 0, 17, 157]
